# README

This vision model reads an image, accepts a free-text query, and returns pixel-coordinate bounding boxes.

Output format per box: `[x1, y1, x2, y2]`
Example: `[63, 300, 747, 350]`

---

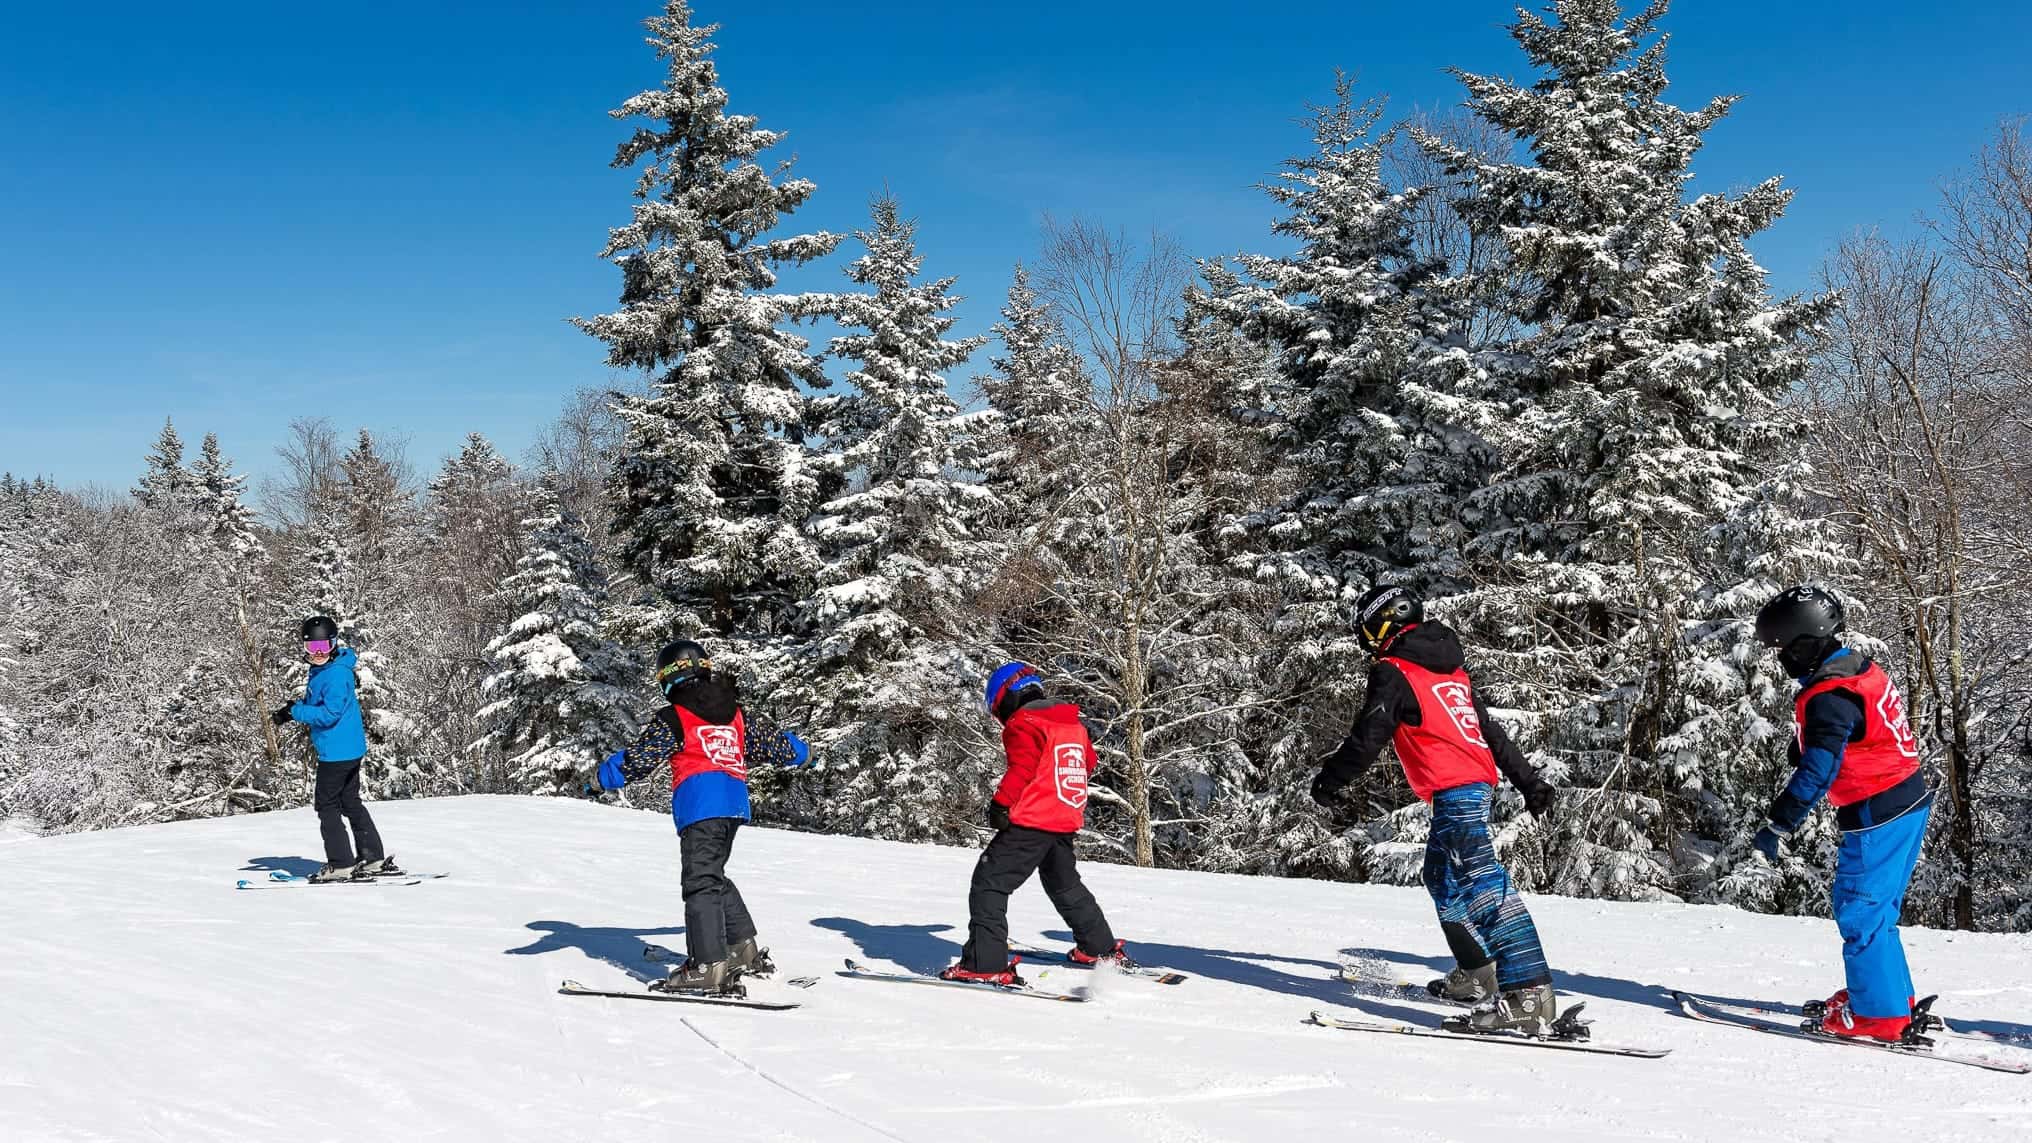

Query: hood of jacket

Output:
[1379, 621, 1467, 674]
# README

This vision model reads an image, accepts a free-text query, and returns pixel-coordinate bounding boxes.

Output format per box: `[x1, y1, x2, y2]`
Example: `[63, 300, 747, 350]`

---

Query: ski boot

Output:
[938, 958, 1025, 987]
[308, 862, 357, 883]
[1804, 989, 1925, 1045]
[728, 936, 776, 978]
[1451, 983, 1560, 1037]
[650, 958, 744, 998]
[1428, 962, 1498, 1004]
[1068, 939, 1138, 970]
[351, 856, 403, 879]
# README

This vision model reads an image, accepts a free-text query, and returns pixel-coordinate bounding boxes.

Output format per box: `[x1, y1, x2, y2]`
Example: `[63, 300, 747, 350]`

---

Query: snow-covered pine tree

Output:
[477, 479, 640, 797]
[421, 434, 525, 789]
[188, 434, 263, 563]
[185, 433, 286, 803]
[292, 507, 414, 794]
[774, 195, 992, 842]
[1426, 0, 1837, 901]
[132, 418, 192, 511]
[1194, 74, 1496, 879]
[323, 430, 422, 792]
[975, 264, 1093, 515]
[575, 0, 841, 675]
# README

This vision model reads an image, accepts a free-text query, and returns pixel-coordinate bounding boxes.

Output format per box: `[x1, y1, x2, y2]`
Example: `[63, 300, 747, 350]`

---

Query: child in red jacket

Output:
[941, 662, 1129, 984]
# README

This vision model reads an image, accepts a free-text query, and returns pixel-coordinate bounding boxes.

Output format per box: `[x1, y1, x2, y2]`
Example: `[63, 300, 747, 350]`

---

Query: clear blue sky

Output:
[3, 1, 2026, 492]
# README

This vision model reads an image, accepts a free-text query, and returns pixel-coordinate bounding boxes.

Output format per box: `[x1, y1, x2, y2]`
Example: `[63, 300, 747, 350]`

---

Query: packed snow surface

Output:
[4, 796, 2028, 1141]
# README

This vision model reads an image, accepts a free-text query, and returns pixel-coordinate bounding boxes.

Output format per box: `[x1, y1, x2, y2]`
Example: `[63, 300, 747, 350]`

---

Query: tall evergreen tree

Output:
[133, 418, 192, 510]
[1197, 76, 1498, 877]
[189, 433, 263, 561]
[575, 0, 842, 660]
[478, 481, 640, 796]
[186, 434, 285, 791]
[781, 196, 992, 841]
[1427, 0, 1838, 900]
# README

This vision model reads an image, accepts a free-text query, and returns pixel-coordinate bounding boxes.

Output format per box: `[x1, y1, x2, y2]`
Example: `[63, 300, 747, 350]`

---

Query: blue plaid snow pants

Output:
[1423, 783, 1551, 990]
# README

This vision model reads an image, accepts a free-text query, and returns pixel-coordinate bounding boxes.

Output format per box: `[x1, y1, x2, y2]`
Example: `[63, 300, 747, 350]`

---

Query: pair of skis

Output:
[838, 947, 1191, 1000]
[234, 869, 446, 889]
[560, 943, 816, 1010]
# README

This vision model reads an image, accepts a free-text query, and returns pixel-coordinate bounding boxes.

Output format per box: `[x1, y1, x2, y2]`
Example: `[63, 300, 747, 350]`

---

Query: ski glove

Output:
[1309, 771, 1342, 808]
[270, 703, 295, 727]
[986, 800, 1012, 831]
[1751, 825, 1785, 863]
[783, 732, 810, 767]
[594, 751, 627, 791]
[1523, 780, 1557, 818]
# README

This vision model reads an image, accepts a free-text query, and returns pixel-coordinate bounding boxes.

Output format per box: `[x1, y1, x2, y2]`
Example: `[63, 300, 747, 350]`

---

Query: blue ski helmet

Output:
[985, 662, 1042, 713]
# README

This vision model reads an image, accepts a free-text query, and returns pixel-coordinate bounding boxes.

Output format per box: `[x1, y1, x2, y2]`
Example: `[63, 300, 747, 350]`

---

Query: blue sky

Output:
[2, 1, 2026, 493]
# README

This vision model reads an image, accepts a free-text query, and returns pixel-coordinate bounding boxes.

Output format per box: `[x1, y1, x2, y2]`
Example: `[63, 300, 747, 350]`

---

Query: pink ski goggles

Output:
[303, 639, 335, 656]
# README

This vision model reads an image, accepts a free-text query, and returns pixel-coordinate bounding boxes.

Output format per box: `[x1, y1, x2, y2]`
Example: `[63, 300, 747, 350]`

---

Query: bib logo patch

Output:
[1877, 682, 1919, 760]
[694, 725, 747, 779]
[1431, 681, 1489, 749]
[1053, 742, 1089, 809]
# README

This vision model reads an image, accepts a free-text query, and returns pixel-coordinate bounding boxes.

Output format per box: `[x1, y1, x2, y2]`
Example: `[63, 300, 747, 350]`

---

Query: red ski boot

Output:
[1068, 940, 1137, 969]
[1810, 989, 1913, 1044]
[939, 957, 1025, 986]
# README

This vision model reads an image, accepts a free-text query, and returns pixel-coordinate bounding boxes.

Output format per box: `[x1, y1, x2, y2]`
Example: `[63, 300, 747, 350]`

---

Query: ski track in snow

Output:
[3, 795, 2029, 1143]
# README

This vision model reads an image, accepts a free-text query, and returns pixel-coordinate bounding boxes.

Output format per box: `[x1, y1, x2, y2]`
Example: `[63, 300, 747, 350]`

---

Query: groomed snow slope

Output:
[3, 795, 2027, 1142]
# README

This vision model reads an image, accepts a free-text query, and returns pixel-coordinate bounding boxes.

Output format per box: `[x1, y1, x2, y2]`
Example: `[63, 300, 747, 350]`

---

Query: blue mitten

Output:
[783, 732, 810, 767]
[595, 750, 627, 791]
[1751, 825, 1784, 863]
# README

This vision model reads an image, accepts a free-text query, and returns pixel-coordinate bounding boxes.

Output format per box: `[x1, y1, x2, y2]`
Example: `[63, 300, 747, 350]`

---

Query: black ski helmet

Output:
[1754, 585, 1845, 675]
[655, 639, 712, 699]
[1754, 586, 1845, 648]
[1355, 584, 1422, 655]
[301, 615, 339, 643]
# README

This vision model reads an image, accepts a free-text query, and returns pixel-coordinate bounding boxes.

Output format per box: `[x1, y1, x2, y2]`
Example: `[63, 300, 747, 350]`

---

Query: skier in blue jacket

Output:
[586, 640, 810, 995]
[272, 616, 398, 882]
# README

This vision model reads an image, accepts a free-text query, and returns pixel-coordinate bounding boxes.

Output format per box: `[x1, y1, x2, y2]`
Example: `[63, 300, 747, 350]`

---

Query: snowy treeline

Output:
[4, 0, 2029, 931]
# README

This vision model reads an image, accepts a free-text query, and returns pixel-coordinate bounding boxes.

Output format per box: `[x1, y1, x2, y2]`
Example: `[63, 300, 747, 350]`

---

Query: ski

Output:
[1307, 1009, 1670, 1059]
[234, 871, 441, 889]
[1673, 992, 2028, 1073]
[1013, 948, 1188, 985]
[837, 958, 1089, 1002]
[1678, 992, 2027, 1048]
[557, 980, 799, 1010]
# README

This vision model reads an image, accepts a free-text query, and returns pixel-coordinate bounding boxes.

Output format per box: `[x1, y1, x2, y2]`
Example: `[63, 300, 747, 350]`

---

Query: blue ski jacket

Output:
[290, 648, 368, 763]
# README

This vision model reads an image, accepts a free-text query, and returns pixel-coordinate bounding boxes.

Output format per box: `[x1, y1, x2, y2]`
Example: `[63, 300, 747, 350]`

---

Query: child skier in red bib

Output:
[587, 640, 809, 995]
[941, 662, 1130, 984]
[1311, 585, 1563, 1035]
[1750, 586, 1933, 1044]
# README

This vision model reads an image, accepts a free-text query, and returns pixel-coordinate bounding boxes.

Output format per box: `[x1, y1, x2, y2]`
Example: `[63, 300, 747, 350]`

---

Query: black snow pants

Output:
[681, 817, 757, 965]
[314, 760, 384, 867]
[960, 825, 1115, 972]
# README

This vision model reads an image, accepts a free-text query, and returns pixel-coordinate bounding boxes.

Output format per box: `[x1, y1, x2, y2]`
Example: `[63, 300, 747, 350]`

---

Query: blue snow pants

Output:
[1423, 783, 1551, 990]
[1833, 802, 1930, 1018]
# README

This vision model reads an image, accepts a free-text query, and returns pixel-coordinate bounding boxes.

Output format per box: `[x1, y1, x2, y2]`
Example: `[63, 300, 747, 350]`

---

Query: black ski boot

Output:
[651, 958, 744, 997]
[308, 862, 357, 883]
[351, 856, 403, 879]
[1428, 963, 1498, 1004]
[728, 937, 776, 978]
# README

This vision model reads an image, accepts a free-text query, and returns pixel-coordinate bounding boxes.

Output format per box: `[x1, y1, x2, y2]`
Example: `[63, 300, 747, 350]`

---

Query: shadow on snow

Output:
[239, 856, 323, 878]
[504, 920, 687, 984]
